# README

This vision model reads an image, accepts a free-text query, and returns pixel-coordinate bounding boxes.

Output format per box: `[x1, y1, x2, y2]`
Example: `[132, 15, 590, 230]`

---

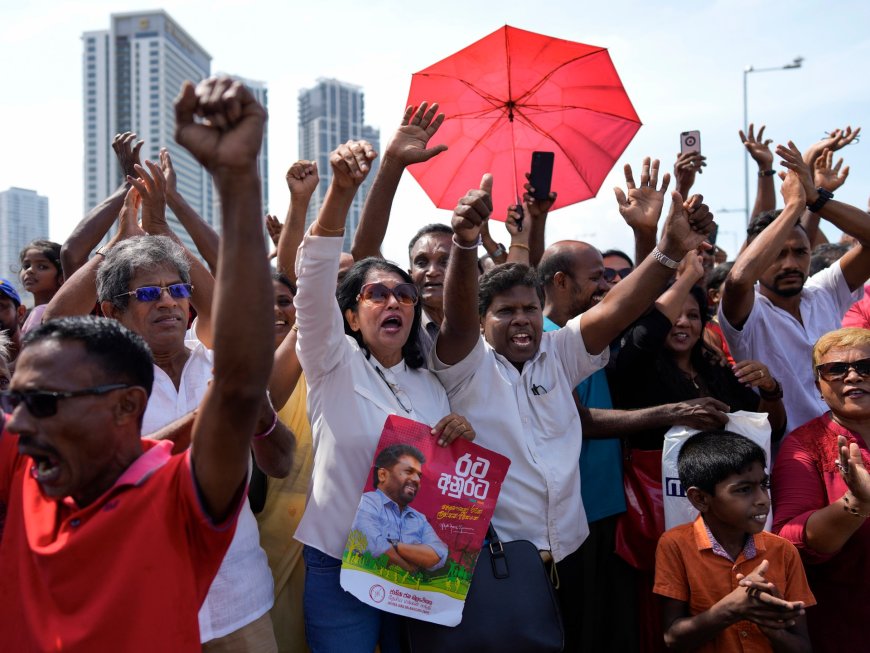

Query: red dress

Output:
[772, 413, 870, 652]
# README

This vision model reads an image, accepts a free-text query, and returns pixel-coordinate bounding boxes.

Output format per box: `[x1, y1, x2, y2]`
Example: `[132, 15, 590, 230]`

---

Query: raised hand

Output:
[174, 77, 267, 179]
[113, 132, 144, 179]
[329, 140, 377, 190]
[452, 174, 493, 245]
[265, 214, 282, 246]
[673, 151, 706, 197]
[739, 123, 774, 169]
[776, 141, 815, 197]
[776, 157, 809, 209]
[127, 160, 168, 233]
[613, 158, 671, 232]
[522, 174, 557, 221]
[661, 192, 716, 257]
[836, 435, 870, 504]
[804, 126, 861, 165]
[505, 204, 530, 242]
[814, 148, 849, 192]
[159, 148, 178, 195]
[675, 251, 705, 283]
[285, 159, 320, 199]
[385, 102, 448, 166]
[113, 187, 146, 242]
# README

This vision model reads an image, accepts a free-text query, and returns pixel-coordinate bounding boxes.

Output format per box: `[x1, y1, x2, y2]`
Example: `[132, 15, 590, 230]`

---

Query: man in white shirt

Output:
[430, 173, 715, 651]
[720, 146, 870, 431]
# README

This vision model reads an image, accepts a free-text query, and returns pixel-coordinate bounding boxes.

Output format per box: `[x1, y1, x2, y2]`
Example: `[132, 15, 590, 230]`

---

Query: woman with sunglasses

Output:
[772, 327, 870, 651]
[293, 141, 474, 653]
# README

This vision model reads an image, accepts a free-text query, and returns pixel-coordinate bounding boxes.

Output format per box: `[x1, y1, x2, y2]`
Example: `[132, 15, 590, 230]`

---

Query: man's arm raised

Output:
[581, 182, 716, 355]
[720, 168, 806, 330]
[175, 77, 276, 523]
[435, 175, 493, 366]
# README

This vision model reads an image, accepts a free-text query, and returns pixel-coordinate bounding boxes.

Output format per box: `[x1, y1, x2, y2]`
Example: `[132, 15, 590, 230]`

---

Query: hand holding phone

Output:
[528, 151, 555, 201]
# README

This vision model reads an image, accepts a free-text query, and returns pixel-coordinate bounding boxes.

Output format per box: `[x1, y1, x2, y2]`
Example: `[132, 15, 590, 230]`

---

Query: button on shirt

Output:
[431, 315, 607, 562]
[351, 489, 448, 571]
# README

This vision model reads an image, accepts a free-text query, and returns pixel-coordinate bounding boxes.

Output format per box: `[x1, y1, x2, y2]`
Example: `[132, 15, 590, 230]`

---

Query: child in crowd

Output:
[654, 431, 815, 652]
[18, 239, 63, 333]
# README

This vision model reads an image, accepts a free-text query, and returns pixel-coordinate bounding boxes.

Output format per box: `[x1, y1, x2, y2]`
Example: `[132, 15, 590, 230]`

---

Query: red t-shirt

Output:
[0, 428, 239, 652]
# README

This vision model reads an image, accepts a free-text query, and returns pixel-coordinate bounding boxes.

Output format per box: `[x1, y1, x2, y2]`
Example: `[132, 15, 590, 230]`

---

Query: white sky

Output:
[2, 0, 869, 264]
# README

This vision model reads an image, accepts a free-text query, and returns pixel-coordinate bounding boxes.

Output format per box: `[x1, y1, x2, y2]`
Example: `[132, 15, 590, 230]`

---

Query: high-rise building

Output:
[0, 188, 49, 302]
[83, 11, 269, 251]
[298, 78, 380, 252]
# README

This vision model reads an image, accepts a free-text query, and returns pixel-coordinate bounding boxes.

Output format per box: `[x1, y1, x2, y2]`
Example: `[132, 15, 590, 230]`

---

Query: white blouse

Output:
[294, 234, 451, 559]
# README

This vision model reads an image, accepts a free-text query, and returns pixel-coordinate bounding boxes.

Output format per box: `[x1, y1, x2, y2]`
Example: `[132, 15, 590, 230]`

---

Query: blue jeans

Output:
[303, 546, 401, 653]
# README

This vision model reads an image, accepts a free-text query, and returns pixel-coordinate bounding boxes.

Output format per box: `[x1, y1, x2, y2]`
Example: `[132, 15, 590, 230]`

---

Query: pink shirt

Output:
[772, 413, 870, 652]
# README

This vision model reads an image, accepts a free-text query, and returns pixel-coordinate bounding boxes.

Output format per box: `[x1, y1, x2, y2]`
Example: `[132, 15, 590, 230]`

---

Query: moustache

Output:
[774, 271, 806, 283]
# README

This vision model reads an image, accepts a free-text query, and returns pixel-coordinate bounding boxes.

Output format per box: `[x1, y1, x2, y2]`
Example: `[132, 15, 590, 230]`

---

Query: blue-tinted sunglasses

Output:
[117, 283, 193, 302]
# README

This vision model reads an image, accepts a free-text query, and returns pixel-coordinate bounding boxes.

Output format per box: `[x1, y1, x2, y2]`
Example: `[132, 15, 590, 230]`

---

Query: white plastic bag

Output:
[661, 411, 772, 531]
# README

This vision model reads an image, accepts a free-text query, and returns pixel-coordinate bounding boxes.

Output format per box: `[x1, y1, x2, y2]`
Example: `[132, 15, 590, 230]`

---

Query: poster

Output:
[340, 415, 510, 626]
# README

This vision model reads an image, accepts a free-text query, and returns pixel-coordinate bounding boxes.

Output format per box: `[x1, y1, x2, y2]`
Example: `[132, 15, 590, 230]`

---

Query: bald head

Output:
[538, 240, 609, 324]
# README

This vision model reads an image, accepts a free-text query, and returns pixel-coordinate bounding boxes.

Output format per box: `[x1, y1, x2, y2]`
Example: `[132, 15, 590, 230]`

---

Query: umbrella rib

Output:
[514, 48, 607, 104]
[414, 73, 505, 109]
[517, 103, 642, 124]
[510, 109, 602, 197]
[434, 118, 510, 206]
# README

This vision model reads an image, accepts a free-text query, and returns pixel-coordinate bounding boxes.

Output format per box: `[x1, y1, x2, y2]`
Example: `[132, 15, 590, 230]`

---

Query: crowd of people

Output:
[0, 74, 867, 653]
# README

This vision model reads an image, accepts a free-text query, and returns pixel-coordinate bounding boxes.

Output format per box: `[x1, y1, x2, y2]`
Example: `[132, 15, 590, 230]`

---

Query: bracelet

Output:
[94, 246, 108, 258]
[842, 493, 870, 518]
[491, 243, 507, 258]
[314, 220, 346, 234]
[510, 243, 531, 252]
[651, 247, 680, 270]
[758, 169, 776, 178]
[253, 410, 278, 440]
[452, 234, 482, 250]
[758, 379, 783, 400]
[291, 323, 299, 332]
[253, 390, 278, 440]
[807, 187, 833, 214]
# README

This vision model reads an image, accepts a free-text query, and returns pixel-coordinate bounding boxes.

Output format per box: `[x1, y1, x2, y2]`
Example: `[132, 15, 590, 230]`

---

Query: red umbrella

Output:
[406, 25, 641, 220]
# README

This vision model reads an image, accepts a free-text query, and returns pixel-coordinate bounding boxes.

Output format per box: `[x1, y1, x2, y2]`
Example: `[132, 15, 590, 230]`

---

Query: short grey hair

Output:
[96, 235, 191, 311]
[0, 330, 10, 364]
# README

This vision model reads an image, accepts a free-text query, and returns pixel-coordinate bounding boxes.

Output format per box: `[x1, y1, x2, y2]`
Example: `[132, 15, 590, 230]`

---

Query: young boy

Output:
[654, 430, 815, 652]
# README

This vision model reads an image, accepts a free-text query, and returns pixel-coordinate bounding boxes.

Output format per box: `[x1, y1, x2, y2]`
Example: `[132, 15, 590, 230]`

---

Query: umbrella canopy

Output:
[406, 25, 641, 220]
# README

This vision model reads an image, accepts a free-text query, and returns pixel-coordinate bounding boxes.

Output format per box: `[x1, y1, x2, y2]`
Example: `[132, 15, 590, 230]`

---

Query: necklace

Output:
[375, 365, 413, 414]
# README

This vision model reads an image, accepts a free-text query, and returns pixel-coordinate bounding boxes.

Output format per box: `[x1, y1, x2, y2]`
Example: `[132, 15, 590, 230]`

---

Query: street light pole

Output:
[742, 57, 804, 225]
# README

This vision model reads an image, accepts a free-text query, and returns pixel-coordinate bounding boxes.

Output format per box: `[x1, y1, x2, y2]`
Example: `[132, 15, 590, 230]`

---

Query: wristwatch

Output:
[807, 187, 833, 214]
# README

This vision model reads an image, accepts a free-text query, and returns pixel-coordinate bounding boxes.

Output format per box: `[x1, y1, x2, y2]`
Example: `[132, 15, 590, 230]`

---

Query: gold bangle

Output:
[315, 221, 346, 235]
[510, 243, 530, 251]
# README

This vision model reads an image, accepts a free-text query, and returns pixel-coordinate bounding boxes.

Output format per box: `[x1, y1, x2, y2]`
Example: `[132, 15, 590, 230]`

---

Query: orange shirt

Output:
[654, 516, 815, 653]
[0, 430, 238, 652]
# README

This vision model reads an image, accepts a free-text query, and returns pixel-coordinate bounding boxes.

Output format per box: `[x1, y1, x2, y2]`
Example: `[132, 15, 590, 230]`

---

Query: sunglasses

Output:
[816, 358, 870, 382]
[603, 267, 632, 282]
[117, 283, 194, 302]
[357, 282, 419, 306]
[0, 384, 133, 418]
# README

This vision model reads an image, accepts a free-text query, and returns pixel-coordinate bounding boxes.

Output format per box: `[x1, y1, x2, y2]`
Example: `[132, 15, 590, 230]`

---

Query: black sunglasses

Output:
[117, 283, 194, 302]
[816, 358, 870, 382]
[0, 384, 133, 418]
[357, 282, 419, 306]
[603, 267, 632, 282]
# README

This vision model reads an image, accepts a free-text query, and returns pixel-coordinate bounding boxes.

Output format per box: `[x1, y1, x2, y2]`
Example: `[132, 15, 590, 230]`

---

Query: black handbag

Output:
[404, 524, 564, 653]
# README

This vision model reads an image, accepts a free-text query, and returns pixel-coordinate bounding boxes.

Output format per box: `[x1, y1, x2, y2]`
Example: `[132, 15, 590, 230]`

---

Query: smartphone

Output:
[529, 151, 555, 201]
[680, 130, 701, 155]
